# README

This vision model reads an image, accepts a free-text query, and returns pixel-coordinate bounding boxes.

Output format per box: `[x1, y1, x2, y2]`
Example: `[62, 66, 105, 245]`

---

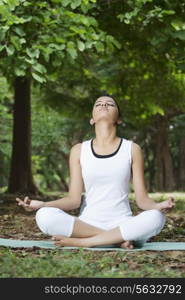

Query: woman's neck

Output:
[94, 122, 118, 146]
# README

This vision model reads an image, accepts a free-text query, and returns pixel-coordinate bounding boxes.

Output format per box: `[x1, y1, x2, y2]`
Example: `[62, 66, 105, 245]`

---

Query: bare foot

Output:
[120, 240, 134, 249]
[52, 235, 90, 247]
[51, 236, 134, 249]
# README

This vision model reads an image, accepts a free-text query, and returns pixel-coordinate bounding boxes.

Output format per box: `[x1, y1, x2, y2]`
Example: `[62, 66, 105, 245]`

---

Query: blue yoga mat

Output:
[0, 238, 185, 251]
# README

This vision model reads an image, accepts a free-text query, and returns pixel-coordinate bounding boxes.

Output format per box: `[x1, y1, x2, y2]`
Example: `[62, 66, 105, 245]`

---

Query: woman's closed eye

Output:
[95, 104, 115, 107]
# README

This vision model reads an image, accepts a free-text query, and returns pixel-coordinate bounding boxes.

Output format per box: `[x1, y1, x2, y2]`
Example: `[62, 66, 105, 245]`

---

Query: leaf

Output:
[52, 59, 63, 67]
[32, 72, 46, 83]
[151, 105, 164, 115]
[25, 57, 36, 64]
[5, 45, 15, 55]
[23, 1, 32, 7]
[32, 63, 47, 74]
[19, 38, 26, 44]
[162, 10, 175, 15]
[0, 30, 5, 41]
[66, 41, 77, 59]
[167, 251, 184, 259]
[95, 41, 104, 52]
[0, 44, 5, 52]
[171, 30, 185, 40]
[26, 48, 40, 58]
[71, 0, 81, 9]
[117, 14, 124, 22]
[67, 47, 77, 59]
[80, 15, 90, 26]
[171, 20, 185, 31]
[77, 40, 85, 51]
[49, 43, 65, 50]
[14, 68, 26, 76]
[62, 0, 71, 7]
[6, 0, 19, 10]
[112, 38, 121, 49]
[13, 26, 25, 36]
[10, 35, 21, 50]
[1, 25, 9, 33]
[80, 3, 90, 13]
[85, 41, 94, 49]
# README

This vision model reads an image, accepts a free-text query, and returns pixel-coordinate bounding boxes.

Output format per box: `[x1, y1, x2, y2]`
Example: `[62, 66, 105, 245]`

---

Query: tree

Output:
[0, 75, 12, 190]
[91, 0, 185, 191]
[0, 0, 120, 194]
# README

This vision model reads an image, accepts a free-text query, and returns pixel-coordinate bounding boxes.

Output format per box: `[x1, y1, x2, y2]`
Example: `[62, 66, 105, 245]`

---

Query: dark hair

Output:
[96, 93, 122, 119]
[112, 98, 122, 119]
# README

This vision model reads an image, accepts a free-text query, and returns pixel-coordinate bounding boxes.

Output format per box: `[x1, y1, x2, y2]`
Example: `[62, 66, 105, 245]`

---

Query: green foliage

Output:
[0, 76, 12, 188]
[0, 0, 120, 83]
[0, 0, 185, 193]
[116, 0, 185, 71]
[30, 89, 92, 191]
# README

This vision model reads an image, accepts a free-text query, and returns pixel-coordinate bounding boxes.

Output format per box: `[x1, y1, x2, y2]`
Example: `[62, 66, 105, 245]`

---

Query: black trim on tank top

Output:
[91, 137, 123, 158]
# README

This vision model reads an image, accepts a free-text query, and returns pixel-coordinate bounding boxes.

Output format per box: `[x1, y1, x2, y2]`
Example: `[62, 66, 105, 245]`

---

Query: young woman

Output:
[16, 96, 174, 249]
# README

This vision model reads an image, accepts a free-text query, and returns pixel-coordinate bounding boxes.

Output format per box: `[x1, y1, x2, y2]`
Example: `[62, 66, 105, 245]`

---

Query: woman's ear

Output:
[90, 118, 95, 126]
[117, 118, 122, 125]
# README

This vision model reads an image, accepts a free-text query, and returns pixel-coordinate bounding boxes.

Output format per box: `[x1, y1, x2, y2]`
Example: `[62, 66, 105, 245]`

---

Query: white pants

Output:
[35, 207, 166, 245]
[119, 209, 166, 246]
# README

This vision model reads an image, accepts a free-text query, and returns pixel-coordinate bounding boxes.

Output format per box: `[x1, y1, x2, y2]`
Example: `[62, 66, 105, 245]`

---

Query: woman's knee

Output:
[149, 209, 166, 232]
[35, 207, 59, 235]
[35, 207, 75, 236]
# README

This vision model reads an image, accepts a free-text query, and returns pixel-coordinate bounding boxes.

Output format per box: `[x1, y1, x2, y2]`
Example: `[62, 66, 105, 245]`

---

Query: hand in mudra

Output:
[157, 197, 175, 213]
[16, 196, 44, 211]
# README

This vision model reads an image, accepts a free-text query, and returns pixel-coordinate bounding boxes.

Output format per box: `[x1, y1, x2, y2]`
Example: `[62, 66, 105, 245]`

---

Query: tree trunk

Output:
[154, 119, 176, 191]
[0, 150, 6, 188]
[8, 76, 38, 194]
[179, 136, 185, 191]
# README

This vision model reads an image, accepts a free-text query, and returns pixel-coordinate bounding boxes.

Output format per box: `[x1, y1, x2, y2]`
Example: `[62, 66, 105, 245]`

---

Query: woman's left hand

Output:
[157, 196, 175, 213]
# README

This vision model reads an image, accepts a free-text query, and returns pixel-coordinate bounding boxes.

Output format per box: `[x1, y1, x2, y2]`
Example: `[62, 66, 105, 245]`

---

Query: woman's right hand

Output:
[16, 196, 45, 211]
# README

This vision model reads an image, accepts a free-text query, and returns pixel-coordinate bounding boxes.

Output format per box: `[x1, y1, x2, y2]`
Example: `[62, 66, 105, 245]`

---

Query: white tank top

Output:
[78, 137, 133, 230]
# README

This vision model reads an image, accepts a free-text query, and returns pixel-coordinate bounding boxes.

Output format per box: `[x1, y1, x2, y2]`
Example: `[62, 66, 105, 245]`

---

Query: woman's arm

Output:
[131, 142, 174, 211]
[16, 195, 79, 211]
[16, 143, 85, 211]
[45, 143, 84, 210]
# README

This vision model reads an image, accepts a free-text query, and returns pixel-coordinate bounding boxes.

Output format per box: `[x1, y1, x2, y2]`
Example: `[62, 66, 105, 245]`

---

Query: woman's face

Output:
[91, 96, 120, 125]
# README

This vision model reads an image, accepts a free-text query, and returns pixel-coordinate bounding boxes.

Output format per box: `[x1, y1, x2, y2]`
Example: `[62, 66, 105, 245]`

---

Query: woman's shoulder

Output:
[123, 137, 140, 148]
[71, 138, 91, 151]
[130, 140, 142, 150]
[70, 143, 82, 160]
[130, 141, 143, 164]
[125, 137, 141, 150]
[70, 139, 90, 159]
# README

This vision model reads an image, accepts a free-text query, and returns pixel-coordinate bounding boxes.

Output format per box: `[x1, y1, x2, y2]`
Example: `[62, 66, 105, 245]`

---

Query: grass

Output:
[0, 192, 185, 278]
[1, 248, 185, 278]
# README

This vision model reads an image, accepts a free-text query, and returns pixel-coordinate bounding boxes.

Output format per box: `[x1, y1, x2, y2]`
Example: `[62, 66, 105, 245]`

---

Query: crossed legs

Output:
[35, 207, 166, 249]
[35, 207, 133, 249]
[53, 223, 127, 248]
